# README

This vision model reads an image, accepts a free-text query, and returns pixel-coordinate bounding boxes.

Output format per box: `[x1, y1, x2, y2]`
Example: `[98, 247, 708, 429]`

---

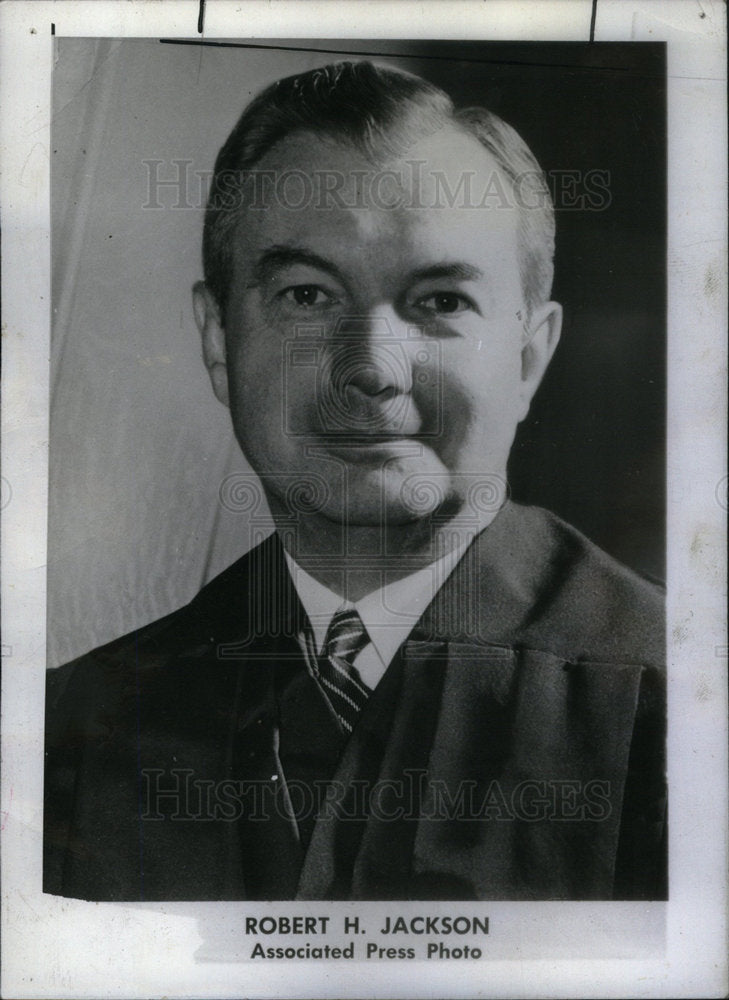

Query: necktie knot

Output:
[323, 606, 370, 664]
[317, 605, 371, 734]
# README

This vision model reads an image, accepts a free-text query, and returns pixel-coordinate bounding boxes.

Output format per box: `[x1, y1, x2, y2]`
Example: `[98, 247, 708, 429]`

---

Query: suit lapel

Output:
[223, 534, 315, 898]
[229, 637, 305, 899]
[144, 532, 308, 899]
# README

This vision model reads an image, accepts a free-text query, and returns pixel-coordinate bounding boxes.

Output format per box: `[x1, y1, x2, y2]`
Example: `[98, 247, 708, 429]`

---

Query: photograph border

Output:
[1, 2, 726, 997]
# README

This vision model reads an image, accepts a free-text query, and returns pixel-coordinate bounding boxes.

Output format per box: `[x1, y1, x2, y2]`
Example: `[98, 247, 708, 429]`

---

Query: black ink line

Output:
[157, 38, 648, 75]
[51, 22, 55, 35]
[198, 0, 206, 35]
[590, 0, 598, 42]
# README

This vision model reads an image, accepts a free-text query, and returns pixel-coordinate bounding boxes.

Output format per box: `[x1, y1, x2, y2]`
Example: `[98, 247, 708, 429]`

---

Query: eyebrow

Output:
[250, 245, 348, 287]
[406, 262, 485, 284]
[247, 248, 485, 292]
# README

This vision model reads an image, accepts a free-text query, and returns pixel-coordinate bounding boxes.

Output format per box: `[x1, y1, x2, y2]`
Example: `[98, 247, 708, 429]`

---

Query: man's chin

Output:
[316, 484, 464, 528]
[262, 452, 461, 526]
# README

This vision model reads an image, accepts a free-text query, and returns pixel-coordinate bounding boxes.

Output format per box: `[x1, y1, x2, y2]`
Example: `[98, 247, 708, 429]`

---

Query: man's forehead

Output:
[232, 126, 520, 274]
[250, 125, 511, 200]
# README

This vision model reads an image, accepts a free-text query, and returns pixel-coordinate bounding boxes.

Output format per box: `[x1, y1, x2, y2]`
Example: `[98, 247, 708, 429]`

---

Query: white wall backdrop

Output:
[50, 39, 399, 666]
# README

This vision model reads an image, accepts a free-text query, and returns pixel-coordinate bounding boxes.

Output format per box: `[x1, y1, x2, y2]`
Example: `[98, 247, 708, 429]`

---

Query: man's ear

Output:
[192, 281, 229, 408]
[517, 300, 562, 421]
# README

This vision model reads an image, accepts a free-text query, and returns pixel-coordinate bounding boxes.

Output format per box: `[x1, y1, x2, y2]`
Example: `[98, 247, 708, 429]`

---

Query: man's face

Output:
[198, 126, 560, 527]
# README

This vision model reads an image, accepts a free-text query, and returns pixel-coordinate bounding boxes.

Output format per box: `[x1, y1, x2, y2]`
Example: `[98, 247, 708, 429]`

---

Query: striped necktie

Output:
[317, 606, 371, 734]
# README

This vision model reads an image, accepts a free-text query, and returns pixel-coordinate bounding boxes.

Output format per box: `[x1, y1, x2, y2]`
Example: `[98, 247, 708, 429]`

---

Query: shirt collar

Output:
[282, 551, 344, 653]
[283, 536, 474, 668]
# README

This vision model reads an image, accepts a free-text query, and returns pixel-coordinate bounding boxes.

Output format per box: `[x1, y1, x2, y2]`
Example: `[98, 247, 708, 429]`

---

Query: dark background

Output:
[420, 44, 665, 583]
[251, 39, 666, 581]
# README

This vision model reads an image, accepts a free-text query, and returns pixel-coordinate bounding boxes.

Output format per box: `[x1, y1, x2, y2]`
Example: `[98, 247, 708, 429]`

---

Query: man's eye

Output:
[416, 292, 472, 315]
[283, 285, 333, 308]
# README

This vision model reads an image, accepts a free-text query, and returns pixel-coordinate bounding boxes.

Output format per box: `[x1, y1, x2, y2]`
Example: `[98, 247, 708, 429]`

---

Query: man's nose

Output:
[329, 311, 414, 398]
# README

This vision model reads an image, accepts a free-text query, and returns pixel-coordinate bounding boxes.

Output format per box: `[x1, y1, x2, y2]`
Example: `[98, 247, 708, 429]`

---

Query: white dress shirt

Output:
[283, 538, 473, 692]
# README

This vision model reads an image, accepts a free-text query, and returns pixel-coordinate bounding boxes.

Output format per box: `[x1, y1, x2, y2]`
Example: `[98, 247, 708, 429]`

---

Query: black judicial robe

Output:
[43, 501, 667, 901]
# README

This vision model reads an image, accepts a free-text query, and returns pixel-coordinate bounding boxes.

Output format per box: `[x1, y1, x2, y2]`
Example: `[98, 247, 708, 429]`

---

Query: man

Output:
[44, 61, 666, 901]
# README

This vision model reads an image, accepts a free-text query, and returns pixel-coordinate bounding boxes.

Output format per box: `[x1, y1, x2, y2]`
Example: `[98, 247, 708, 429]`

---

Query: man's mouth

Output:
[325, 431, 415, 443]
[321, 433, 430, 464]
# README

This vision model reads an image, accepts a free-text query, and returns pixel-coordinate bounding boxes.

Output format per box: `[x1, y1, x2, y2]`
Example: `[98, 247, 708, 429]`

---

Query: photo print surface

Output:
[44, 38, 667, 905]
